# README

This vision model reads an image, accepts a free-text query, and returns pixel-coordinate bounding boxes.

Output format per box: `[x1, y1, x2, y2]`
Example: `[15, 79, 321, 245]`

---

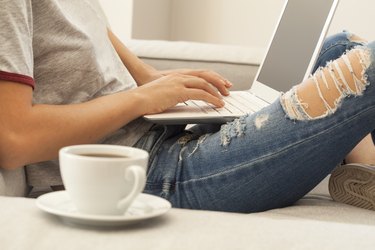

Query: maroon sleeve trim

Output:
[0, 71, 35, 89]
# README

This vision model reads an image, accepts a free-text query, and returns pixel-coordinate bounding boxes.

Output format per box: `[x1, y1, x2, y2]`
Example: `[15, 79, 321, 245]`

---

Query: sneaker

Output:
[329, 163, 375, 210]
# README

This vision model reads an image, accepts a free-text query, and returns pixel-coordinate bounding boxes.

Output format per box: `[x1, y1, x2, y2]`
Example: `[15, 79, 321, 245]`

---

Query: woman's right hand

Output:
[130, 73, 226, 115]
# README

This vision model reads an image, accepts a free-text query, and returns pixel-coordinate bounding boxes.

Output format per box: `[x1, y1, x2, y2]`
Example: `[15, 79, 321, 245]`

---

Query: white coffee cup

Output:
[59, 145, 148, 215]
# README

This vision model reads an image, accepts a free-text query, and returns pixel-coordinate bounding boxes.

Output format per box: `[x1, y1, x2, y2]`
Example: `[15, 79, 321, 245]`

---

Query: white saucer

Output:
[36, 191, 171, 227]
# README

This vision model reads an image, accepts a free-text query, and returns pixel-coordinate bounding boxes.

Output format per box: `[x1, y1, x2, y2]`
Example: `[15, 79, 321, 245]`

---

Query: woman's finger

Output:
[182, 76, 223, 100]
[185, 89, 225, 108]
[189, 70, 233, 96]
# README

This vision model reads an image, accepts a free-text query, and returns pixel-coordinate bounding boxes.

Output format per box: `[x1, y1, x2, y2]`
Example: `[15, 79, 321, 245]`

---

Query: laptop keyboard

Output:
[184, 91, 269, 116]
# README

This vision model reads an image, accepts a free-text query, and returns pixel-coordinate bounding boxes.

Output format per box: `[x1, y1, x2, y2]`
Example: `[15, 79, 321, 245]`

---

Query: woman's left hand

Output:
[142, 69, 233, 97]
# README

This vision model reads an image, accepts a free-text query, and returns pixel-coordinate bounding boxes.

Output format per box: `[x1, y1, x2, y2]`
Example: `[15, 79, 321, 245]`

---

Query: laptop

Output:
[144, 0, 339, 125]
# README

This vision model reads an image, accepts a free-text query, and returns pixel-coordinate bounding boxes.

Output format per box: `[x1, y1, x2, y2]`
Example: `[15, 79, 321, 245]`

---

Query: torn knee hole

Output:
[348, 33, 368, 44]
[281, 48, 371, 120]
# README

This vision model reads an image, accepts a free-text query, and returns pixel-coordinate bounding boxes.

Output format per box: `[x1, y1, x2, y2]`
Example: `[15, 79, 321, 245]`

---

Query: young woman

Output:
[0, 0, 374, 212]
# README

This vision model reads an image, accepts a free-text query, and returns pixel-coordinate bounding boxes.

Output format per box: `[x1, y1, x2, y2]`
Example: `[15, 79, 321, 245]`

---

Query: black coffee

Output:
[78, 153, 128, 158]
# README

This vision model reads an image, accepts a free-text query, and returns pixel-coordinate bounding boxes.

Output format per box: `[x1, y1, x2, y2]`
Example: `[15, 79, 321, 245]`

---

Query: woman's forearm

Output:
[0, 83, 146, 169]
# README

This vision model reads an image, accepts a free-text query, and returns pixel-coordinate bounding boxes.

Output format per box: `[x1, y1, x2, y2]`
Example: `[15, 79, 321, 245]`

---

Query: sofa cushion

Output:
[126, 39, 264, 90]
[126, 39, 265, 64]
[1, 195, 375, 250]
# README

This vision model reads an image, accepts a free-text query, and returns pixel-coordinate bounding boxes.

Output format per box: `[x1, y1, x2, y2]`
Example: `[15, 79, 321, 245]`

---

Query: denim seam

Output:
[319, 41, 351, 58]
[175, 105, 375, 186]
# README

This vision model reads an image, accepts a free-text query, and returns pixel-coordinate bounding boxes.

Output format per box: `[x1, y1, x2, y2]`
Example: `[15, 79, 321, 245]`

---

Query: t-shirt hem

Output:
[0, 71, 35, 89]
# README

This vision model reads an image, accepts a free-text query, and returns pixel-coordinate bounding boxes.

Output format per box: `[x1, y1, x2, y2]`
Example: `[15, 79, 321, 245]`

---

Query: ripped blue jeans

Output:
[135, 32, 375, 213]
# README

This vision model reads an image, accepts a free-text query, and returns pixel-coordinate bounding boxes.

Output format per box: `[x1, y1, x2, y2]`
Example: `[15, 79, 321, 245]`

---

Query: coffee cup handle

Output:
[117, 165, 146, 213]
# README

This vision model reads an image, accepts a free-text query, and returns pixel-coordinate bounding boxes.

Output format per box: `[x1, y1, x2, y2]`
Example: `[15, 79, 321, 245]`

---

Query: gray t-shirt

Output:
[0, 0, 153, 188]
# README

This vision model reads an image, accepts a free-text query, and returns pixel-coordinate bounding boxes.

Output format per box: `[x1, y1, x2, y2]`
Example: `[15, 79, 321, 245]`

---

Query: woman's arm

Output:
[0, 75, 224, 170]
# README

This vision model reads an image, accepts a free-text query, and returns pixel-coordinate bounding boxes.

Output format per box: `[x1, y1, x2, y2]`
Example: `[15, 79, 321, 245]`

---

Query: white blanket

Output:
[1, 196, 374, 250]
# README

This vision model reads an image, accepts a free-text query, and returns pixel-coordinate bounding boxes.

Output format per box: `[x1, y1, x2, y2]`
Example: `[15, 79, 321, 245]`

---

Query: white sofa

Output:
[1, 40, 375, 250]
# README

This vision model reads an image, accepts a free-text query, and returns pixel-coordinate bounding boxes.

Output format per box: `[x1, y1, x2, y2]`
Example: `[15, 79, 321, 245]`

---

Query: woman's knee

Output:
[313, 31, 368, 73]
[281, 46, 373, 120]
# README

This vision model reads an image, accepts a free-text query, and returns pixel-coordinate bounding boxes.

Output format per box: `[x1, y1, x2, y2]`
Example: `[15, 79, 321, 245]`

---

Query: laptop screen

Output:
[256, 0, 337, 92]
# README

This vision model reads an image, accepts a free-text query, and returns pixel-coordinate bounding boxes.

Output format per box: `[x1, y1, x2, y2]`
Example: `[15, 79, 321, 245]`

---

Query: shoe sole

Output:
[329, 164, 375, 211]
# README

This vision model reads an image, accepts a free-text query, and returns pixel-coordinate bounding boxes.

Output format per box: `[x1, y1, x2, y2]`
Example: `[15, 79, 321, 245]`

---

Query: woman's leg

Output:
[343, 134, 375, 164]
[314, 32, 375, 164]
[315, 33, 375, 211]
[297, 32, 375, 167]
[144, 41, 375, 213]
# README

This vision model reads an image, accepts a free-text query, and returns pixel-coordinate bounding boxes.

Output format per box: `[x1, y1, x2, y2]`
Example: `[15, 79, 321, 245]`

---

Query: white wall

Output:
[100, 0, 375, 48]
[329, 0, 374, 40]
[170, 0, 283, 48]
[98, 0, 134, 41]
[169, 0, 375, 48]
[132, 0, 172, 40]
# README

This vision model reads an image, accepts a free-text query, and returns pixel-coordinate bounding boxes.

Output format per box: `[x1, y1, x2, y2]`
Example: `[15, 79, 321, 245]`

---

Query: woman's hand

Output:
[141, 68, 233, 97]
[130, 73, 227, 115]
